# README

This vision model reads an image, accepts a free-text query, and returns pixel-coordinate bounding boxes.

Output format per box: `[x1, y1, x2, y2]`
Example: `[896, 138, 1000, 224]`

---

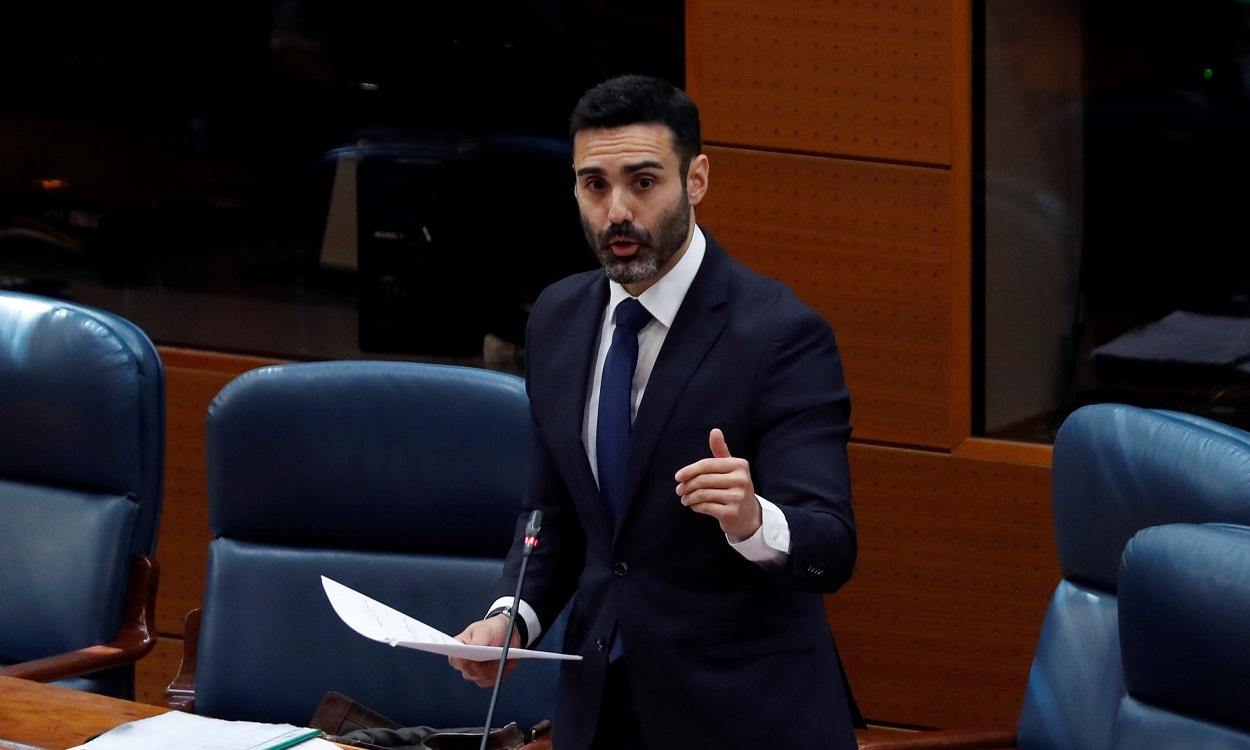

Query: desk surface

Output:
[0, 677, 558, 750]
[0, 677, 363, 750]
[0, 676, 165, 749]
[1, 677, 1012, 750]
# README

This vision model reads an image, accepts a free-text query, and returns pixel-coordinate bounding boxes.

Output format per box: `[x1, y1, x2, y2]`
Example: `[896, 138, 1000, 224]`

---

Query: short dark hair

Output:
[569, 75, 702, 173]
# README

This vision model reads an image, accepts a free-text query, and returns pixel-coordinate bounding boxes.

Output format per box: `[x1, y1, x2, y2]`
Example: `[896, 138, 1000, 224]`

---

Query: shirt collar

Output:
[607, 225, 706, 328]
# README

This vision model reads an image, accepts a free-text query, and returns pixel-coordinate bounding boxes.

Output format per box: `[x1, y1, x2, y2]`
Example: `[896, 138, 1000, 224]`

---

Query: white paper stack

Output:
[67, 710, 336, 750]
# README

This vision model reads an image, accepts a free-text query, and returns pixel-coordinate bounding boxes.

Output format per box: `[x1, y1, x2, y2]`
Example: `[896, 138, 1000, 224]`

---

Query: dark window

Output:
[980, 1, 1250, 441]
[0, 1, 684, 364]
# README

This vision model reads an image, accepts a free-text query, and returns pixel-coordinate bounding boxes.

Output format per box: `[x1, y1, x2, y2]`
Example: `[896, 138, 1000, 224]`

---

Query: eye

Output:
[583, 177, 606, 192]
[635, 176, 656, 190]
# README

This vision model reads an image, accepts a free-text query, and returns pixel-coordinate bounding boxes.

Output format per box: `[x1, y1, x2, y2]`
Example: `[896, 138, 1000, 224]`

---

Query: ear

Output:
[686, 153, 710, 206]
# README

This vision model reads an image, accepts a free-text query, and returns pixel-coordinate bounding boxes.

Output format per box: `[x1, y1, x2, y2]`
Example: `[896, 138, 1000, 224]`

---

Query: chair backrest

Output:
[1017, 404, 1250, 750]
[1112, 522, 1250, 749]
[195, 361, 565, 730]
[0, 290, 164, 696]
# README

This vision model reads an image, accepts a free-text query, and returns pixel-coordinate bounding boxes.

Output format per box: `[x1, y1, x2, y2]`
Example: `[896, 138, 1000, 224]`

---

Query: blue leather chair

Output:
[857, 403, 1250, 750]
[167, 361, 566, 731]
[0, 290, 163, 699]
[1113, 522, 1250, 749]
[1014, 404, 1250, 750]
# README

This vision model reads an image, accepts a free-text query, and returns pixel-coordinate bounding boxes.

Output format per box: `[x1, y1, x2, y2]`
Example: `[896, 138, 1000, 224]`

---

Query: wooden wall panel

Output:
[689, 0, 952, 165]
[136, 348, 281, 703]
[829, 443, 1056, 728]
[157, 349, 282, 637]
[946, 0, 974, 445]
[156, 365, 233, 636]
[698, 146, 953, 447]
[134, 636, 183, 706]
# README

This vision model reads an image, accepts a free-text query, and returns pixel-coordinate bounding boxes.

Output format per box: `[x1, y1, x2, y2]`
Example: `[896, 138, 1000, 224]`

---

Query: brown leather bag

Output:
[309, 691, 550, 750]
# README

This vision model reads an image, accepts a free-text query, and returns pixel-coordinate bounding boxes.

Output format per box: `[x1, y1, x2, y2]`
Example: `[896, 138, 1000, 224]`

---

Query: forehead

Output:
[572, 123, 680, 170]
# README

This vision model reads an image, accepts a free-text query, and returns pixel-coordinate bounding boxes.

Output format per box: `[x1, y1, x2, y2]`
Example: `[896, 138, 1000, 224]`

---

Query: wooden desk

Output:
[0, 676, 165, 749]
[0, 677, 553, 750]
[0, 677, 364, 750]
[2, 676, 1016, 750]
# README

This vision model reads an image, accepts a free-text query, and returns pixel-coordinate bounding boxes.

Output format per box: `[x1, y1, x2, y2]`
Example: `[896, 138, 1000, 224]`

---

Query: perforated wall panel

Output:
[690, 0, 953, 164]
[699, 146, 953, 447]
[831, 443, 1056, 727]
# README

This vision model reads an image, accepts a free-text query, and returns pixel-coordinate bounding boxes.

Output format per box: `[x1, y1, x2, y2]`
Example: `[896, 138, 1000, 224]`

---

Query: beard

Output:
[581, 191, 691, 286]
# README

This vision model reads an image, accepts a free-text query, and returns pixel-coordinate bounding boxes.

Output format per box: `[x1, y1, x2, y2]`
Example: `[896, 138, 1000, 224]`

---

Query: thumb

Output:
[709, 428, 732, 458]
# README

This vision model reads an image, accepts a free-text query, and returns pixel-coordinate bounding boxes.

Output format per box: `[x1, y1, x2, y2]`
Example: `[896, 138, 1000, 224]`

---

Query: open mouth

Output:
[607, 236, 643, 257]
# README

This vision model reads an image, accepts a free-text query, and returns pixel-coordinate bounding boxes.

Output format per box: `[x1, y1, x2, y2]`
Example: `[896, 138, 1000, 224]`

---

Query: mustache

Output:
[597, 222, 653, 249]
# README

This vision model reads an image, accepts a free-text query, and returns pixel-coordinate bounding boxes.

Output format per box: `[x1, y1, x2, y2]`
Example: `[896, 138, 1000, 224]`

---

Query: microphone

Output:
[480, 510, 543, 750]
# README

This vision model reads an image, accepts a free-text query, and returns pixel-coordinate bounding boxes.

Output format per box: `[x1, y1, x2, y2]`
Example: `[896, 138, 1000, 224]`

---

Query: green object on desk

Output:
[267, 728, 324, 750]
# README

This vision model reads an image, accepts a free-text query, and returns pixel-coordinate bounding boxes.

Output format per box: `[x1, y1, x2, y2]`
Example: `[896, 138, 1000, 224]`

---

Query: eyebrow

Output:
[623, 160, 665, 173]
[575, 160, 666, 178]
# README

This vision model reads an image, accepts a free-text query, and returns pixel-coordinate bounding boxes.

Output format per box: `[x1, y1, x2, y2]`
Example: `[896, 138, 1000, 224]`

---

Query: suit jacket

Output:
[498, 232, 857, 749]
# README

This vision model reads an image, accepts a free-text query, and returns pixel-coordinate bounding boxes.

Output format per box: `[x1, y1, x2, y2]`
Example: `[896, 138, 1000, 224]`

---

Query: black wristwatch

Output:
[486, 605, 530, 648]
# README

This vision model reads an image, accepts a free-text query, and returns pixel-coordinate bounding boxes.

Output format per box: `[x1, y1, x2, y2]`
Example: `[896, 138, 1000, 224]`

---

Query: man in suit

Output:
[450, 75, 858, 750]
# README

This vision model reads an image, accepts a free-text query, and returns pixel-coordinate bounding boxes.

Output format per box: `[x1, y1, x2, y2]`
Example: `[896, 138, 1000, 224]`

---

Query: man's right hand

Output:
[449, 614, 522, 687]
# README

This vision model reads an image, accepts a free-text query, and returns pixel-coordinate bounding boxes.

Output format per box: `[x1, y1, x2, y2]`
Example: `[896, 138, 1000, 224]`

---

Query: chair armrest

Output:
[164, 608, 202, 712]
[0, 555, 159, 683]
[856, 728, 1017, 750]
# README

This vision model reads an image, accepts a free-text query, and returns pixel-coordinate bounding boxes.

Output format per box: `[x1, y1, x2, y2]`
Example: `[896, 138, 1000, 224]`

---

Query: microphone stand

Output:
[480, 511, 542, 750]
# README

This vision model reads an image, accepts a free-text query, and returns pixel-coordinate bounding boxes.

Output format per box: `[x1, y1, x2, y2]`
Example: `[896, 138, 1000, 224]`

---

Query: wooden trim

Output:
[0, 556, 159, 682]
[856, 727, 1017, 750]
[952, 438, 1053, 468]
[158, 346, 286, 374]
[684, 0, 703, 101]
[164, 609, 201, 712]
[699, 141, 952, 171]
[948, 0, 975, 448]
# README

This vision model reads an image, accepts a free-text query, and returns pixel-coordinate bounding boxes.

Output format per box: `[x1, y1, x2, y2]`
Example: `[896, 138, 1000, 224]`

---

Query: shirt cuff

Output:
[727, 494, 791, 568]
[487, 596, 543, 646]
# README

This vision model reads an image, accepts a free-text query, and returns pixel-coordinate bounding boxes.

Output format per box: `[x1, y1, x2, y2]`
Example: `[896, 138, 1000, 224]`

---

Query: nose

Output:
[606, 187, 633, 225]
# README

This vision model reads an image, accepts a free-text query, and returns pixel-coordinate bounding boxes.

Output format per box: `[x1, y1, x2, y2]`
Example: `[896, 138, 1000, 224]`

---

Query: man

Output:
[451, 75, 857, 749]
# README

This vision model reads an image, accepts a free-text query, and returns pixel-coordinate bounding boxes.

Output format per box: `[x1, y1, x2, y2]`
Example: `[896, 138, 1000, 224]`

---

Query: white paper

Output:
[67, 710, 323, 749]
[320, 576, 581, 662]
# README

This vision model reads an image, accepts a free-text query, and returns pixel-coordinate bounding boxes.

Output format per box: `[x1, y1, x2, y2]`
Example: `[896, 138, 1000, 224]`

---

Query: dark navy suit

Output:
[499, 233, 857, 749]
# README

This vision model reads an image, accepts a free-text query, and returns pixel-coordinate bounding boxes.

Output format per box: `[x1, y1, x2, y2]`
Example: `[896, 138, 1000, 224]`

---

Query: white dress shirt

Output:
[493, 227, 792, 644]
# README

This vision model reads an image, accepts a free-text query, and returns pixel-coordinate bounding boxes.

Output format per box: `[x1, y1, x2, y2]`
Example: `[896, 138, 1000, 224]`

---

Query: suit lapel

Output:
[616, 238, 731, 540]
[540, 273, 614, 542]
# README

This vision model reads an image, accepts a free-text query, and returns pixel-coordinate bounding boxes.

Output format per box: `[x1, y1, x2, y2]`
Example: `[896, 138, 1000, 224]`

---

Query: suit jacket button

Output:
[612, 561, 629, 576]
[595, 637, 607, 652]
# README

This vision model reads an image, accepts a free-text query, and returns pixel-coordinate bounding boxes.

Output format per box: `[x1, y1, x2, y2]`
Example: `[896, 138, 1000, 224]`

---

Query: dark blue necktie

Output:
[596, 298, 653, 525]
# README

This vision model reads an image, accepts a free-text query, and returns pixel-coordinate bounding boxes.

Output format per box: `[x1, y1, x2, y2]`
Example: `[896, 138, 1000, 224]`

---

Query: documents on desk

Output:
[66, 710, 337, 749]
[321, 576, 582, 662]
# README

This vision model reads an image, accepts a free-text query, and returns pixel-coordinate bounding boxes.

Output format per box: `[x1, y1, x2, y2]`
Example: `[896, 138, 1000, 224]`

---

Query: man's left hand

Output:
[674, 428, 762, 540]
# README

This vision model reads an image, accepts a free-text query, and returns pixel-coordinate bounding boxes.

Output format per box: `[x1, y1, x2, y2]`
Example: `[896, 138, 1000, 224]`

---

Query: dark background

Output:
[0, 1, 684, 358]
